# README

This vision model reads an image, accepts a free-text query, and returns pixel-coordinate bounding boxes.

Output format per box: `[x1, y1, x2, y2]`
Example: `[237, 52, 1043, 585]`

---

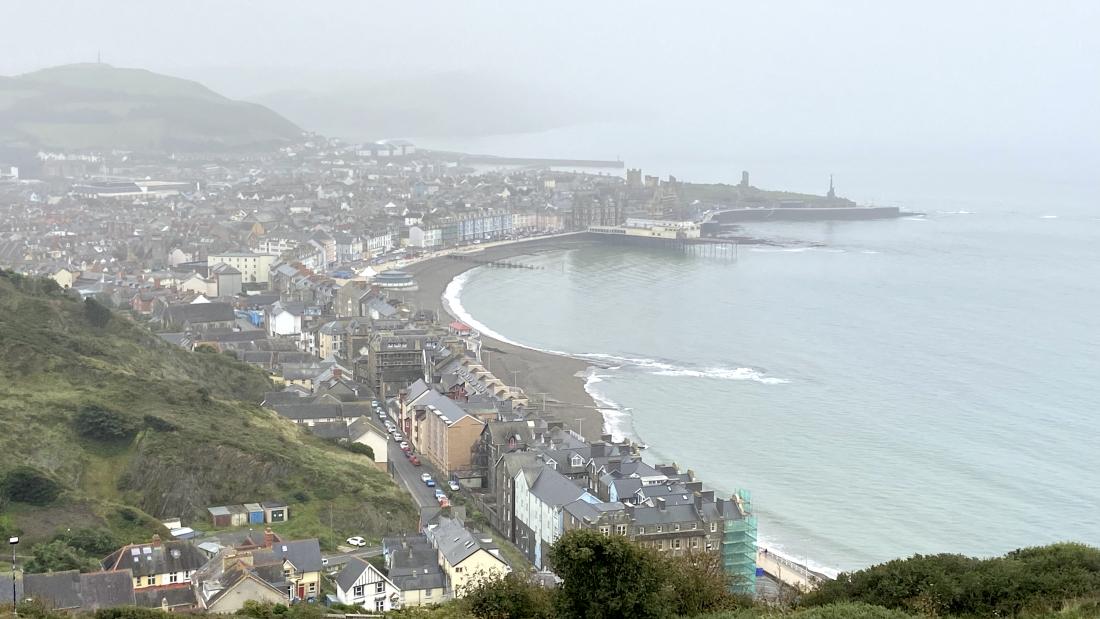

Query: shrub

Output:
[84, 297, 112, 328]
[143, 414, 179, 432]
[465, 572, 556, 619]
[75, 405, 139, 442]
[57, 527, 120, 556]
[24, 539, 100, 573]
[548, 529, 671, 619]
[1, 466, 63, 505]
[346, 442, 375, 459]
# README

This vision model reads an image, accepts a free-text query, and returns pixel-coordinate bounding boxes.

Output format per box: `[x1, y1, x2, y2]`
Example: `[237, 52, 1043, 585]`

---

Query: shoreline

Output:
[400, 236, 609, 442]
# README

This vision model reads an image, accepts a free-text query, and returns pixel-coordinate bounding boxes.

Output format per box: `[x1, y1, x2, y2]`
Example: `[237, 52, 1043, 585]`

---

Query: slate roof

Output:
[102, 540, 209, 578]
[388, 544, 446, 592]
[23, 570, 82, 610]
[429, 517, 503, 569]
[270, 402, 344, 421]
[133, 585, 196, 609]
[528, 467, 588, 507]
[252, 539, 324, 575]
[334, 556, 393, 594]
[162, 302, 236, 325]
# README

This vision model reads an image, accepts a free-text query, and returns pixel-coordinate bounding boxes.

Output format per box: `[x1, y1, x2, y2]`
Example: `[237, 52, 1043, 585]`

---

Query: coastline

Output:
[400, 236, 609, 442]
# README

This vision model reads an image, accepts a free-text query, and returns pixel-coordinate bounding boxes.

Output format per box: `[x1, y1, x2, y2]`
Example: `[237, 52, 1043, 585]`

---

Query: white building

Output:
[408, 225, 442, 249]
[514, 466, 596, 569]
[334, 557, 400, 613]
[267, 301, 304, 337]
[366, 231, 396, 257]
[207, 252, 279, 285]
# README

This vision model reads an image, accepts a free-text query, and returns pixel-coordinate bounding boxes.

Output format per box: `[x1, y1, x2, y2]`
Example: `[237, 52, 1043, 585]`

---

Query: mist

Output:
[4, 0, 1098, 206]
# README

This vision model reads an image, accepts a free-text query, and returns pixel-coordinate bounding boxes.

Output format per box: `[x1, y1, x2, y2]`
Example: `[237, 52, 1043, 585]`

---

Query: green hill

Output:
[0, 271, 416, 551]
[0, 63, 302, 152]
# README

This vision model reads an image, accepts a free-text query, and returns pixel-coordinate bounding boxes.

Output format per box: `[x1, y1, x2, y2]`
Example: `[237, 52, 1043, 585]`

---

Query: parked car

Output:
[448, 480, 460, 491]
[425, 478, 436, 488]
[400, 441, 409, 451]
[393, 432, 404, 442]
[346, 536, 366, 547]
[438, 497, 450, 508]
[409, 455, 421, 466]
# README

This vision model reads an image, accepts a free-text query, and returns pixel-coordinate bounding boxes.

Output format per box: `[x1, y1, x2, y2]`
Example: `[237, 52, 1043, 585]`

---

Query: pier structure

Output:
[585, 219, 738, 258]
[756, 548, 830, 592]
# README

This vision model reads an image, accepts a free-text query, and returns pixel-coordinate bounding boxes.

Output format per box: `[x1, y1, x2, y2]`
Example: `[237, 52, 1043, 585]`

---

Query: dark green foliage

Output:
[465, 572, 556, 619]
[548, 529, 671, 619]
[291, 490, 311, 503]
[84, 297, 112, 328]
[801, 543, 1100, 618]
[142, 414, 178, 433]
[94, 608, 173, 619]
[74, 405, 139, 442]
[234, 600, 326, 619]
[56, 527, 119, 556]
[1, 466, 63, 505]
[24, 539, 100, 573]
[195, 344, 218, 354]
[664, 551, 749, 616]
[346, 442, 375, 459]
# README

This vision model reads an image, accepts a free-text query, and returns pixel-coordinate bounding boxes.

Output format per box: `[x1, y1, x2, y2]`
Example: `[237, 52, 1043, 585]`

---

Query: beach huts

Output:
[208, 501, 290, 527]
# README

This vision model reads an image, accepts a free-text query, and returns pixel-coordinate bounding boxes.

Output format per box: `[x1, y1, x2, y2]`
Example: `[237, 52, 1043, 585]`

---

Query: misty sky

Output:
[5, 1, 1099, 205]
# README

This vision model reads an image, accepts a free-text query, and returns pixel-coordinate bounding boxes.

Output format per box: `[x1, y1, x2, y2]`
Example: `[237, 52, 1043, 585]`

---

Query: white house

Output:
[335, 557, 400, 613]
[267, 301, 304, 337]
[366, 231, 396, 257]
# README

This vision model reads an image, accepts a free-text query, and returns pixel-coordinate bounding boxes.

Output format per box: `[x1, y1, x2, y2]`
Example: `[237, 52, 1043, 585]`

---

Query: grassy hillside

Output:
[0, 271, 416, 549]
[0, 63, 301, 152]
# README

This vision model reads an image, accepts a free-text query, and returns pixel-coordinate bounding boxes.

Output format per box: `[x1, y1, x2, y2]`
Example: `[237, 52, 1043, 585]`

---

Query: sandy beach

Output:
[399, 237, 608, 442]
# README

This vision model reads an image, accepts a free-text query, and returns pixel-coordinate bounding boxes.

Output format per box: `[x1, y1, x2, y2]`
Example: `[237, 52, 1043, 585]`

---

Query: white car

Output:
[448, 480, 460, 491]
[346, 536, 366, 547]
[420, 473, 433, 483]
[392, 433, 404, 442]
[400, 441, 409, 450]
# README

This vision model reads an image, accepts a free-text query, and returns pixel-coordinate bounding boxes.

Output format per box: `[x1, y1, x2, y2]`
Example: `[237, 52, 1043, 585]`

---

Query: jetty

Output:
[756, 549, 831, 592]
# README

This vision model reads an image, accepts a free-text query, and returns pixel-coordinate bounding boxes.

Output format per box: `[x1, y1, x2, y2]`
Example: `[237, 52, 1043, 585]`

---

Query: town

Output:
[0, 137, 833, 615]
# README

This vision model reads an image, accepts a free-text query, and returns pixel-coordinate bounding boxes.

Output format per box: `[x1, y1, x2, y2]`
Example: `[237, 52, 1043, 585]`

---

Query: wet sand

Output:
[400, 237, 607, 441]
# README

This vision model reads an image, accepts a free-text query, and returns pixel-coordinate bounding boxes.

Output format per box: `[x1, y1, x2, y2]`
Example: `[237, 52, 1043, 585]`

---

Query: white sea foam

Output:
[937, 210, 975, 215]
[651, 366, 791, 384]
[1040, 215, 1059, 219]
[860, 250, 881, 254]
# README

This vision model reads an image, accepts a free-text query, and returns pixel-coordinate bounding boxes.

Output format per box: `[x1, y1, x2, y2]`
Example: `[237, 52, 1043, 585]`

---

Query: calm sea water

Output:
[447, 210, 1100, 573]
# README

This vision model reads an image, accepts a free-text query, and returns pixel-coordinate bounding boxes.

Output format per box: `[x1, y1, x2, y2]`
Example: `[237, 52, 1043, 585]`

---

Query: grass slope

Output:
[0, 272, 416, 547]
[0, 63, 301, 152]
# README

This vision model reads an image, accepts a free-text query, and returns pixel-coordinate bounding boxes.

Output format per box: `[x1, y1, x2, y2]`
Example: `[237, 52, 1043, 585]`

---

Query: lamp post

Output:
[9, 536, 18, 617]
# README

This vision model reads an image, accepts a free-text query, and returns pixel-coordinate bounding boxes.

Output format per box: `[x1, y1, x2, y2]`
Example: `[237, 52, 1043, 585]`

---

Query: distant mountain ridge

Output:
[0, 63, 302, 152]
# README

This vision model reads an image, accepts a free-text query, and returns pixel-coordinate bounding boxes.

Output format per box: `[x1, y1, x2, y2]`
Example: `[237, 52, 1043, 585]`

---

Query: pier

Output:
[756, 549, 830, 592]
[583, 229, 739, 258]
[444, 254, 543, 269]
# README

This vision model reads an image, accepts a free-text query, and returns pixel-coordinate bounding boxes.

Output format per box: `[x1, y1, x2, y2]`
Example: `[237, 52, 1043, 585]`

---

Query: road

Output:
[322, 546, 383, 570]
[387, 441, 447, 511]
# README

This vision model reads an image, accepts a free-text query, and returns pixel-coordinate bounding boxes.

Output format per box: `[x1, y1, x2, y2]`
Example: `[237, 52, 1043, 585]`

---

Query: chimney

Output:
[694, 492, 704, 511]
[263, 527, 275, 549]
[656, 497, 667, 512]
[600, 434, 612, 443]
[151, 534, 162, 546]
[333, 367, 342, 380]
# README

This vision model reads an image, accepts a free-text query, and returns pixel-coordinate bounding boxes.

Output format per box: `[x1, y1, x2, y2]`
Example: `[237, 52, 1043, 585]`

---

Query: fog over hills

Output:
[0, 63, 301, 152]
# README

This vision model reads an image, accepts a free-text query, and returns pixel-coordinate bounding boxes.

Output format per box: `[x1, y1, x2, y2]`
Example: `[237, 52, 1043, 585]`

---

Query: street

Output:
[387, 441, 446, 511]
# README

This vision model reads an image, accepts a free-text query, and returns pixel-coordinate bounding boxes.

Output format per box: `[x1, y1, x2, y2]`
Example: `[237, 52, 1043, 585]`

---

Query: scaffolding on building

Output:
[723, 488, 758, 595]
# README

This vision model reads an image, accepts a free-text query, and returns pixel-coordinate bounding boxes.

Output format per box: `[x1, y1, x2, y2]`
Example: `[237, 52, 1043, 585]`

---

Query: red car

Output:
[409, 455, 421, 466]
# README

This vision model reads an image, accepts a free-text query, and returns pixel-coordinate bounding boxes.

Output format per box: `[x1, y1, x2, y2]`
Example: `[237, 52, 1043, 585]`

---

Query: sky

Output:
[4, 1, 1099, 205]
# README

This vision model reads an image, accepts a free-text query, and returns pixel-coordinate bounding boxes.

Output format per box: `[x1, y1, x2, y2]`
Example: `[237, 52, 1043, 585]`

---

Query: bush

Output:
[25, 539, 100, 573]
[84, 297, 112, 328]
[801, 543, 1100, 618]
[57, 527, 120, 556]
[346, 442, 375, 459]
[94, 608, 174, 619]
[1, 466, 63, 505]
[75, 405, 139, 442]
[143, 414, 179, 433]
[465, 572, 556, 619]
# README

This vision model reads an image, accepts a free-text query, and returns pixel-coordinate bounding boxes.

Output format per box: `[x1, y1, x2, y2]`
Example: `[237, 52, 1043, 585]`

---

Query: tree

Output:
[74, 405, 139, 442]
[465, 572, 556, 619]
[57, 527, 120, 556]
[24, 540, 100, 573]
[1, 466, 63, 505]
[664, 551, 747, 616]
[548, 529, 671, 619]
[84, 297, 112, 328]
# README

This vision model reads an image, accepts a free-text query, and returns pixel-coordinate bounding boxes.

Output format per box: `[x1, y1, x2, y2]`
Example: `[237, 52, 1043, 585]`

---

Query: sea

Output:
[442, 208, 1100, 574]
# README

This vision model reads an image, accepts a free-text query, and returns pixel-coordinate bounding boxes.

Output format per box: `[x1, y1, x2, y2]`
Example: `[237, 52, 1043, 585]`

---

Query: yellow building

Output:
[206, 252, 278, 285]
[101, 536, 209, 592]
[429, 518, 510, 597]
[251, 539, 325, 603]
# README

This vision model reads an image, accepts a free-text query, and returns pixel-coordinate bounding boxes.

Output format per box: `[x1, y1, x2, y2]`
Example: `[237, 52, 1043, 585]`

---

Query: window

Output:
[710, 522, 718, 533]
[656, 525, 663, 533]
[691, 522, 698, 530]
[672, 539, 682, 550]
[425, 588, 432, 598]
[637, 526, 645, 535]
[657, 540, 665, 550]
[134, 578, 141, 588]
[283, 569, 292, 580]
[354, 585, 364, 597]
[692, 538, 699, 548]
[599, 526, 610, 537]
[375, 599, 385, 613]
[375, 582, 385, 594]
[308, 582, 316, 593]
[674, 524, 680, 531]
[616, 524, 628, 536]
[169, 572, 179, 584]
[455, 567, 463, 573]
[146, 576, 155, 586]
